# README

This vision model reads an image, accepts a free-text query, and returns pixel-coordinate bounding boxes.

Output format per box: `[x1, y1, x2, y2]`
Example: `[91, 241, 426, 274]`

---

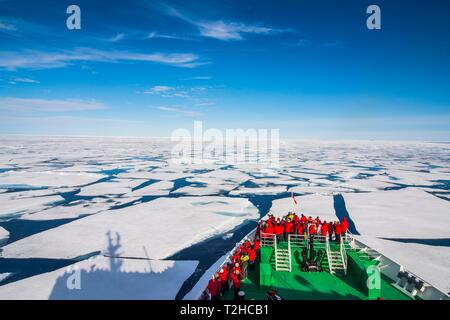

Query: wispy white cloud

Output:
[8, 77, 40, 84]
[0, 48, 206, 70]
[0, 21, 16, 32]
[196, 21, 276, 41]
[161, 5, 292, 41]
[183, 76, 212, 80]
[143, 85, 213, 99]
[147, 31, 195, 41]
[146, 85, 174, 93]
[143, 85, 189, 98]
[0, 97, 108, 112]
[107, 33, 125, 42]
[155, 106, 200, 116]
[195, 101, 215, 107]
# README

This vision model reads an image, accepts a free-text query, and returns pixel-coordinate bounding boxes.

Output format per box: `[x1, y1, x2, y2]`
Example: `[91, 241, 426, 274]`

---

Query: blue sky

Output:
[0, 0, 449, 140]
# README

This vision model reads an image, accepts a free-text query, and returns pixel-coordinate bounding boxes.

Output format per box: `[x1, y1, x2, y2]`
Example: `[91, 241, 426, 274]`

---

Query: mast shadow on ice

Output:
[48, 230, 177, 299]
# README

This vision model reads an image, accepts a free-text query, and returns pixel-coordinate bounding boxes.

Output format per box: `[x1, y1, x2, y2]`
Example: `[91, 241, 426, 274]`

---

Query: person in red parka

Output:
[232, 262, 242, 275]
[335, 223, 342, 243]
[207, 274, 222, 300]
[315, 216, 322, 225]
[231, 270, 243, 300]
[275, 221, 284, 241]
[309, 222, 317, 236]
[321, 221, 329, 236]
[328, 222, 335, 241]
[296, 221, 304, 235]
[218, 268, 229, 295]
[265, 223, 275, 235]
[253, 237, 260, 251]
[284, 218, 294, 240]
[300, 214, 307, 224]
[341, 217, 349, 234]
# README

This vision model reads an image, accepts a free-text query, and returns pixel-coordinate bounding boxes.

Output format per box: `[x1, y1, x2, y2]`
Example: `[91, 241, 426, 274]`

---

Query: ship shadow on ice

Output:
[47, 230, 177, 300]
[333, 194, 360, 235]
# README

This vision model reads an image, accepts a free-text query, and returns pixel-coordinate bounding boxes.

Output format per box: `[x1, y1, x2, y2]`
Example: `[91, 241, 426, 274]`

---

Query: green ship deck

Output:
[222, 238, 414, 300]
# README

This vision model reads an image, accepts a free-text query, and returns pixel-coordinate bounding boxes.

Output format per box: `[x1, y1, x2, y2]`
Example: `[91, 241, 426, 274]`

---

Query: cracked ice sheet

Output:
[0, 171, 105, 188]
[373, 169, 450, 187]
[336, 178, 398, 192]
[19, 195, 143, 221]
[173, 170, 253, 196]
[77, 178, 143, 196]
[2, 196, 259, 260]
[172, 185, 235, 196]
[0, 193, 64, 221]
[343, 188, 450, 238]
[354, 235, 450, 294]
[0, 256, 198, 300]
[288, 185, 353, 195]
[128, 180, 174, 196]
[0, 226, 9, 246]
[20, 200, 107, 220]
[118, 168, 190, 181]
[229, 185, 287, 196]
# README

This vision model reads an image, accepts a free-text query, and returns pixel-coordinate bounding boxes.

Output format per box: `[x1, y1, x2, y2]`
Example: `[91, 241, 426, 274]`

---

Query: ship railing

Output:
[325, 235, 333, 274]
[287, 236, 292, 272]
[343, 231, 356, 247]
[261, 232, 276, 247]
[313, 234, 328, 246]
[288, 233, 305, 247]
[340, 236, 348, 275]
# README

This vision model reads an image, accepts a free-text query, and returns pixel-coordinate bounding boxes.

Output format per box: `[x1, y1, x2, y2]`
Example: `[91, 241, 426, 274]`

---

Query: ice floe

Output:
[0, 255, 198, 300]
[1, 196, 259, 260]
[343, 188, 450, 239]
[0, 193, 64, 221]
[0, 171, 105, 188]
[77, 178, 143, 197]
[0, 226, 9, 247]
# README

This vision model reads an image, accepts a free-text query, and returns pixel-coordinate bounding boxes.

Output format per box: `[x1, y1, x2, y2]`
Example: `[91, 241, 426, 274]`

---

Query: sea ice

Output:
[1, 196, 259, 260]
[343, 188, 450, 238]
[0, 226, 9, 247]
[0, 255, 198, 300]
[0, 193, 64, 221]
[0, 171, 105, 188]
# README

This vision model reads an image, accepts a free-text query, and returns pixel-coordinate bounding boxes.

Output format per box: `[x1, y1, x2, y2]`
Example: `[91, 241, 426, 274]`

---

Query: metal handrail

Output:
[325, 234, 333, 274]
[261, 232, 276, 247]
[340, 235, 347, 275]
[287, 235, 292, 272]
[288, 233, 304, 247]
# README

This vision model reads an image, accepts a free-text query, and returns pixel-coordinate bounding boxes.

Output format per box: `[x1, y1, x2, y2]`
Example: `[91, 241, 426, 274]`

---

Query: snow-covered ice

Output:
[0, 171, 105, 188]
[0, 192, 64, 221]
[343, 188, 450, 239]
[0, 226, 9, 247]
[77, 178, 143, 196]
[0, 255, 198, 300]
[1, 196, 259, 260]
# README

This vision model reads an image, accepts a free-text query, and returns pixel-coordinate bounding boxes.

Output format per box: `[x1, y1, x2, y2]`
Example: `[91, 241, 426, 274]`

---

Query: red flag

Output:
[292, 192, 297, 205]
